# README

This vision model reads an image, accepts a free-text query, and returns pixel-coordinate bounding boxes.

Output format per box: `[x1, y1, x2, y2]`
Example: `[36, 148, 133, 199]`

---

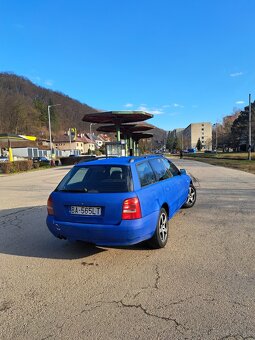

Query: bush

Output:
[0, 160, 34, 174]
[33, 162, 40, 169]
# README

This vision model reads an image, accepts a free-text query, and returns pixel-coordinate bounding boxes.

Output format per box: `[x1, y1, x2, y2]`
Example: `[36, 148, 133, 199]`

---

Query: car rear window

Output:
[56, 165, 133, 193]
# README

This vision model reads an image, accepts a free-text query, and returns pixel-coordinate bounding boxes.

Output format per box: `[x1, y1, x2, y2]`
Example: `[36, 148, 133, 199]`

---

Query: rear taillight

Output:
[47, 196, 54, 216]
[122, 197, 141, 220]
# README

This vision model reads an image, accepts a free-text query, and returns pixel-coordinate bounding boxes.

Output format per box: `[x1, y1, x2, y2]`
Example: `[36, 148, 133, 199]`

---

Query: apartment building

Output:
[183, 122, 212, 150]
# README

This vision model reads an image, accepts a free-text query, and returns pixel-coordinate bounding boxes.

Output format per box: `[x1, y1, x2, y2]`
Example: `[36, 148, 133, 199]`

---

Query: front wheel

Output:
[183, 184, 196, 208]
[148, 208, 169, 249]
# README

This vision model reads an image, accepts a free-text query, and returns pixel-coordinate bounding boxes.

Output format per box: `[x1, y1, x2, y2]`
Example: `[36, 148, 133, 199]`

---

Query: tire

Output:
[183, 184, 196, 208]
[148, 208, 169, 249]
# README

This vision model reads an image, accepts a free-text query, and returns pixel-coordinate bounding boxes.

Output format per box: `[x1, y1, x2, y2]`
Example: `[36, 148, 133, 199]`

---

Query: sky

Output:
[1, 0, 255, 131]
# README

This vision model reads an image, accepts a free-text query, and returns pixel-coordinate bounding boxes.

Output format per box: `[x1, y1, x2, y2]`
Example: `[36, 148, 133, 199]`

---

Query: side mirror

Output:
[180, 169, 187, 175]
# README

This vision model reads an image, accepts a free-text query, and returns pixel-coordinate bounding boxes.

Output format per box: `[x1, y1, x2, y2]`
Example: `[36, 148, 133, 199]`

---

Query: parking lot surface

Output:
[0, 160, 255, 340]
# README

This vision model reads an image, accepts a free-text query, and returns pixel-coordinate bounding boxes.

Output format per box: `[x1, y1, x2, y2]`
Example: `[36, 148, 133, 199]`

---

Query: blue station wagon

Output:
[47, 155, 196, 248]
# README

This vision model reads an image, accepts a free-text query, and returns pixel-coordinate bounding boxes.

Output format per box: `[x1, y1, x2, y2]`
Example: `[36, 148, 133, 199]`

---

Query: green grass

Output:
[165, 152, 255, 174]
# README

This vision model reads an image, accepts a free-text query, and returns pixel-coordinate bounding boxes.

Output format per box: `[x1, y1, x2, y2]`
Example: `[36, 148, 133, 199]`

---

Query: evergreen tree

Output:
[196, 138, 202, 151]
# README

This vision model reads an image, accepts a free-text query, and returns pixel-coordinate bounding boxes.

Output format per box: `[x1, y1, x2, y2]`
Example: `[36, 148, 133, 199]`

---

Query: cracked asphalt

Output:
[0, 160, 255, 340]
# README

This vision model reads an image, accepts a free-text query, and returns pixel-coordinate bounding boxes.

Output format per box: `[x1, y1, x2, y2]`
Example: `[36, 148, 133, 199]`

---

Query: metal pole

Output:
[48, 105, 52, 160]
[47, 104, 60, 160]
[69, 128, 72, 152]
[116, 126, 121, 142]
[215, 123, 217, 153]
[248, 94, 252, 161]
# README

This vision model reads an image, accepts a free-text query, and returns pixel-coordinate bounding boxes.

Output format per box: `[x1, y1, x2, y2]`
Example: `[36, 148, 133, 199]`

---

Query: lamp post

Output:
[47, 104, 60, 159]
[89, 123, 95, 136]
[213, 123, 218, 152]
[248, 94, 252, 161]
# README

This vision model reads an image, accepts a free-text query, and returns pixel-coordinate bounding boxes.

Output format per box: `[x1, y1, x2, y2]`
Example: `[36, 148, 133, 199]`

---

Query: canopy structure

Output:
[130, 133, 153, 141]
[119, 132, 153, 156]
[83, 111, 153, 141]
[98, 124, 154, 156]
[96, 123, 153, 134]
[0, 134, 37, 161]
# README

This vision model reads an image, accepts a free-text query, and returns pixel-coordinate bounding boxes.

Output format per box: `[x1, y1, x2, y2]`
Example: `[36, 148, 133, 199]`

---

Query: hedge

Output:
[0, 160, 34, 174]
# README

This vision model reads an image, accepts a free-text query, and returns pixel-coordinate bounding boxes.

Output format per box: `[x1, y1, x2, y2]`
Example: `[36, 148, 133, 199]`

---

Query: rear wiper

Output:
[58, 188, 88, 193]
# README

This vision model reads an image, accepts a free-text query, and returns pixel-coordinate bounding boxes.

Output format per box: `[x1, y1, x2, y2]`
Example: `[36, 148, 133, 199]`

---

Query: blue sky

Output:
[1, 0, 255, 131]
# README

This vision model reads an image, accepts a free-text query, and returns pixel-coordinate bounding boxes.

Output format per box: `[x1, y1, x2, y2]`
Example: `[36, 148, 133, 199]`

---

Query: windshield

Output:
[56, 165, 133, 193]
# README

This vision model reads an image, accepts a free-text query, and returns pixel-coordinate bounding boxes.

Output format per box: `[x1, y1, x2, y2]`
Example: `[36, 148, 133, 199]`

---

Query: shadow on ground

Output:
[0, 206, 149, 260]
[0, 206, 106, 260]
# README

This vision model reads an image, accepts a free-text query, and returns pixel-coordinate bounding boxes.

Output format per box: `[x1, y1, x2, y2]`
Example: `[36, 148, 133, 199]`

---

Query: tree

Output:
[196, 138, 202, 151]
[172, 136, 181, 151]
[231, 105, 255, 150]
[166, 131, 175, 151]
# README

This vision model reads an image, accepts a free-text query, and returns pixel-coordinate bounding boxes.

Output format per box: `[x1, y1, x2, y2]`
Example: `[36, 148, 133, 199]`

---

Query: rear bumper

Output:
[46, 212, 158, 246]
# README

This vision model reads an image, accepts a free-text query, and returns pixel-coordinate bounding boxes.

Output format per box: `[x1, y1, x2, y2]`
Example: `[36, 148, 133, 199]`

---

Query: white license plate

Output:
[70, 206, 101, 216]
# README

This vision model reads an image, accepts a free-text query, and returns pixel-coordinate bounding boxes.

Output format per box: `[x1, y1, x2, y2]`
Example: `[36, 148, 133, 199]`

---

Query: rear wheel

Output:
[183, 184, 196, 208]
[148, 208, 168, 249]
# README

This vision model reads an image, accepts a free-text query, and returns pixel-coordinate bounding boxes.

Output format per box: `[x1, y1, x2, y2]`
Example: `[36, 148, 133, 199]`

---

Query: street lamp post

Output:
[248, 94, 252, 161]
[90, 123, 95, 136]
[47, 104, 61, 160]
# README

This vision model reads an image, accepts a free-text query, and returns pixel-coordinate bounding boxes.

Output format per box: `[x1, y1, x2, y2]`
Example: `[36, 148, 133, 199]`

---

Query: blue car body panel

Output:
[46, 156, 191, 246]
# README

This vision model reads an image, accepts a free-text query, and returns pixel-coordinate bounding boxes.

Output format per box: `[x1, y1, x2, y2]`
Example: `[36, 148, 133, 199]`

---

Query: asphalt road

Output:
[0, 160, 255, 340]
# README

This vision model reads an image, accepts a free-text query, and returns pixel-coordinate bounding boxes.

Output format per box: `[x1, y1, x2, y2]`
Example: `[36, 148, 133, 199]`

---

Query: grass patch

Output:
[183, 156, 255, 174]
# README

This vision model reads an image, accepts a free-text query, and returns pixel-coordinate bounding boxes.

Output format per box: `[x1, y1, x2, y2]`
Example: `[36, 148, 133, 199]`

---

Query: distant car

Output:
[33, 157, 50, 165]
[47, 155, 196, 248]
[0, 156, 8, 162]
[188, 148, 196, 153]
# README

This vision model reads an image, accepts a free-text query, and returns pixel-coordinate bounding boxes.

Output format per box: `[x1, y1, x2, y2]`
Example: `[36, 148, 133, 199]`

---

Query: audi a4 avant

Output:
[47, 155, 196, 248]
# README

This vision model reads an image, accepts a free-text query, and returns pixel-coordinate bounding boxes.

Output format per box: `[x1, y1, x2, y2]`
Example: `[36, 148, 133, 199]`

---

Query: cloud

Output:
[173, 103, 184, 108]
[124, 103, 133, 108]
[44, 80, 53, 86]
[235, 100, 245, 105]
[150, 109, 164, 115]
[137, 105, 164, 115]
[137, 105, 148, 111]
[30, 76, 41, 83]
[230, 72, 243, 77]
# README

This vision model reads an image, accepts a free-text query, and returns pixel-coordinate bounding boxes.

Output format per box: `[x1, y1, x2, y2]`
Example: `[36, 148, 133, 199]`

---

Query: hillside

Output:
[0, 73, 166, 146]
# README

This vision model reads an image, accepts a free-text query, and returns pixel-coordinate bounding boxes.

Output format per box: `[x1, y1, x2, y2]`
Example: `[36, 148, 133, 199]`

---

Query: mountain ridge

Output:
[0, 73, 166, 147]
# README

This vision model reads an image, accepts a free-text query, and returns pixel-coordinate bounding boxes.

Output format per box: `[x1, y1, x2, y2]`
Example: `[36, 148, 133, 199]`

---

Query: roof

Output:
[97, 124, 153, 134]
[54, 136, 95, 144]
[77, 155, 162, 167]
[83, 111, 153, 124]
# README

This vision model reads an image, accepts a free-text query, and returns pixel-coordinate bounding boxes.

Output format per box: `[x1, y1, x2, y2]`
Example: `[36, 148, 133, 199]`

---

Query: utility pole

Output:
[248, 94, 252, 161]
[47, 104, 60, 160]
[215, 123, 218, 153]
[69, 128, 72, 152]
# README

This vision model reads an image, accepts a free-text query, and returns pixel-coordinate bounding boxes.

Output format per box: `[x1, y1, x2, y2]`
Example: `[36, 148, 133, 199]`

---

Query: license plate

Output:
[70, 206, 101, 216]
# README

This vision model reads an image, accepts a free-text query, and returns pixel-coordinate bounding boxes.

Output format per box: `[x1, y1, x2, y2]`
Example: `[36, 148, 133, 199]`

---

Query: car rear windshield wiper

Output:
[57, 188, 88, 193]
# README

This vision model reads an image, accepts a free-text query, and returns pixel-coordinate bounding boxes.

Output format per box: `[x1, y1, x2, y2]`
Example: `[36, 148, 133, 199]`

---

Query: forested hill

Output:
[0, 73, 98, 137]
[0, 73, 167, 146]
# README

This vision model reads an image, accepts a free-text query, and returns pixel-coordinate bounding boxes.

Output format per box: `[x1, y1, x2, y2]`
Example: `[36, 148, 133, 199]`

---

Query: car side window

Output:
[136, 161, 156, 187]
[149, 158, 172, 181]
[163, 159, 180, 177]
